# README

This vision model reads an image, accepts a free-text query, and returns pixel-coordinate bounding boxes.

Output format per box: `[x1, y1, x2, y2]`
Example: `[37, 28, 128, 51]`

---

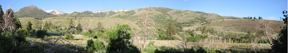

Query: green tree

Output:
[76, 23, 82, 33]
[259, 16, 263, 19]
[44, 21, 49, 29]
[15, 28, 30, 42]
[0, 5, 4, 27]
[69, 19, 74, 27]
[272, 10, 287, 53]
[26, 21, 32, 31]
[96, 22, 104, 33]
[202, 26, 207, 35]
[253, 17, 257, 19]
[36, 30, 48, 38]
[249, 17, 252, 19]
[245, 31, 254, 43]
[106, 24, 140, 53]
[48, 21, 52, 29]
[13, 17, 22, 31]
[86, 39, 105, 52]
[166, 23, 177, 40]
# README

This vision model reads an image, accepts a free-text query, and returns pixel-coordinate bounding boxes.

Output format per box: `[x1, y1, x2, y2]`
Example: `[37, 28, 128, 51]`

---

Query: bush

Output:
[187, 34, 208, 42]
[148, 41, 155, 46]
[36, 30, 49, 38]
[16, 28, 30, 37]
[86, 39, 105, 52]
[65, 33, 74, 39]
[83, 32, 96, 38]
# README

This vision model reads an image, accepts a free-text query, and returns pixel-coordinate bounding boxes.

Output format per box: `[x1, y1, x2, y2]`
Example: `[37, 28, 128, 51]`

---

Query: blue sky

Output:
[0, 0, 287, 20]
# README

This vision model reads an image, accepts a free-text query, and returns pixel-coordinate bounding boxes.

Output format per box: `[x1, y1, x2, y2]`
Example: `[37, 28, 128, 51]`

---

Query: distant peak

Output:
[27, 5, 37, 8]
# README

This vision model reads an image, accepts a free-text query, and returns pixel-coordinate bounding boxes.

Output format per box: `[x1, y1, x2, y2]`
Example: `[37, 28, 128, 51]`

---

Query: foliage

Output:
[76, 23, 82, 33]
[83, 32, 96, 38]
[26, 21, 32, 31]
[272, 10, 287, 53]
[258, 40, 269, 43]
[259, 16, 263, 19]
[187, 34, 208, 42]
[106, 24, 140, 53]
[64, 33, 74, 39]
[96, 22, 104, 33]
[15, 28, 30, 42]
[245, 31, 254, 42]
[44, 21, 49, 29]
[148, 41, 155, 46]
[36, 30, 49, 38]
[166, 23, 177, 40]
[69, 19, 74, 27]
[86, 39, 105, 52]
[14, 17, 22, 30]
[157, 29, 170, 40]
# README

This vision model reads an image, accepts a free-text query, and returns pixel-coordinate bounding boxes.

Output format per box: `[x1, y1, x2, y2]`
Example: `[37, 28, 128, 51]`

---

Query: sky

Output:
[0, 0, 287, 20]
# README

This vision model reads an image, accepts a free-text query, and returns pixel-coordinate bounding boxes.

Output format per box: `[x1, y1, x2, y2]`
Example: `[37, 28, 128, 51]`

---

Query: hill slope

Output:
[14, 5, 55, 18]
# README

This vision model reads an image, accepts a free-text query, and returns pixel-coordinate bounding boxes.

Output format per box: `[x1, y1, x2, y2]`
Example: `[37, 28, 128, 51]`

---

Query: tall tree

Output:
[26, 21, 32, 31]
[166, 23, 176, 40]
[253, 17, 257, 19]
[272, 10, 287, 53]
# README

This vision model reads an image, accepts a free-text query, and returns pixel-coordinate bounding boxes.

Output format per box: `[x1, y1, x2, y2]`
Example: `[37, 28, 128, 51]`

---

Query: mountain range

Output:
[14, 5, 240, 19]
[15, 5, 285, 37]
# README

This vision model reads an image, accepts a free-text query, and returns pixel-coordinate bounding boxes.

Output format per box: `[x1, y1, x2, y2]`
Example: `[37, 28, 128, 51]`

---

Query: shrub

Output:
[65, 33, 74, 39]
[86, 39, 105, 52]
[36, 30, 49, 38]
[148, 41, 155, 46]
[16, 28, 30, 37]
[187, 34, 208, 42]
[83, 32, 96, 38]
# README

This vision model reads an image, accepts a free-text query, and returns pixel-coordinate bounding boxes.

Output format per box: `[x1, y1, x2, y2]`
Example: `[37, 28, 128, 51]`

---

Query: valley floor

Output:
[26, 34, 271, 53]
